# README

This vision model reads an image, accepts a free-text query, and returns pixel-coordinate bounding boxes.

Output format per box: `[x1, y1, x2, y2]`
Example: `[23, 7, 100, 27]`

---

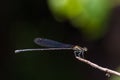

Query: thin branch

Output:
[76, 57, 120, 77]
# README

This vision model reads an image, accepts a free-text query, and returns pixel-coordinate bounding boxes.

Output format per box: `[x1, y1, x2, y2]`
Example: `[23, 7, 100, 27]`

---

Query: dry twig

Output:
[76, 57, 120, 77]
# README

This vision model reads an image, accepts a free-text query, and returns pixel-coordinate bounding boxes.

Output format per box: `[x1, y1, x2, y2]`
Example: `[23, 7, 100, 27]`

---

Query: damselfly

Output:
[15, 38, 87, 57]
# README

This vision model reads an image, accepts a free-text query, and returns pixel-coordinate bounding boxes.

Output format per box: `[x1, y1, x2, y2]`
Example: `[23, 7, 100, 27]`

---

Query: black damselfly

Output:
[15, 38, 87, 57]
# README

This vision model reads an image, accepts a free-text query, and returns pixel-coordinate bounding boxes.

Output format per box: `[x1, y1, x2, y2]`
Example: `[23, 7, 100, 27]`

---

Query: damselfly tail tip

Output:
[15, 50, 21, 53]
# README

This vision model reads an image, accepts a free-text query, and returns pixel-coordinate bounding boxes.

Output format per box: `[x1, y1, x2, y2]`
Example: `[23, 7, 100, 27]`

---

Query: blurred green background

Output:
[0, 0, 120, 80]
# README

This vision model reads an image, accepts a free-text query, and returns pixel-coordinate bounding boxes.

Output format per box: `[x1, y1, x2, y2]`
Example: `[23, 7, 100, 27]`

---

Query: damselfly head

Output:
[83, 47, 88, 51]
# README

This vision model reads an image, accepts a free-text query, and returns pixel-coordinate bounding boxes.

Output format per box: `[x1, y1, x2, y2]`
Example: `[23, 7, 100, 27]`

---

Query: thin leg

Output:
[74, 50, 85, 58]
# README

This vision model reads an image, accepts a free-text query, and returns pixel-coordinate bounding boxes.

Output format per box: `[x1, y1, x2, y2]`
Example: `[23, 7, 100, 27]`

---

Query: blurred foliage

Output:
[48, 0, 111, 40]
[48, 0, 82, 19]
[112, 0, 120, 7]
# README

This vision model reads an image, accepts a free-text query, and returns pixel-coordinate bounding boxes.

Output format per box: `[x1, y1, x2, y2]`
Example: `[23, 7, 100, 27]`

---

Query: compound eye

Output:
[83, 47, 87, 51]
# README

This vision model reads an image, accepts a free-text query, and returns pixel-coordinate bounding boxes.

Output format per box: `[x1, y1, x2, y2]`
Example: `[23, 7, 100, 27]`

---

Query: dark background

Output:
[0, 0, 120, 80]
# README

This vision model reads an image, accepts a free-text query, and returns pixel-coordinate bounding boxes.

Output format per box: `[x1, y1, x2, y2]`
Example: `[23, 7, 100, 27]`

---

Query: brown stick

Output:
[76, 57, 120, 77]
